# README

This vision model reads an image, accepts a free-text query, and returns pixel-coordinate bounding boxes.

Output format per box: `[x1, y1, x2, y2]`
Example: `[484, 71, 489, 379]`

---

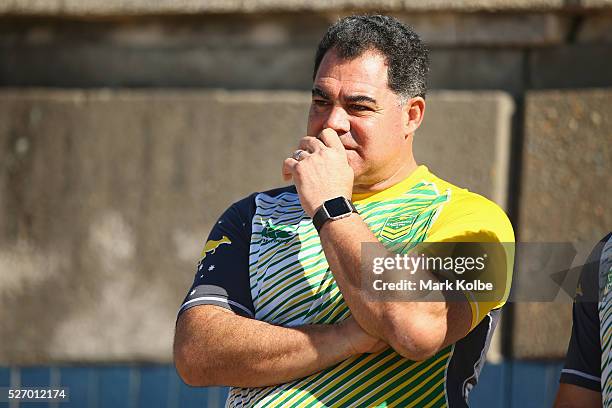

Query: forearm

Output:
[318, 214, 460, 359]
[174, 306, 356, 388]
[317, 215, 387, 335]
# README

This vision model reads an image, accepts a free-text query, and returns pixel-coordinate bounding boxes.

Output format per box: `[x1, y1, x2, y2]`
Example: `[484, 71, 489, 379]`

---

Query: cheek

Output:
[352, 122, 402, 161]
[350, 122, 381, 156]
[381, 110, 404, 134]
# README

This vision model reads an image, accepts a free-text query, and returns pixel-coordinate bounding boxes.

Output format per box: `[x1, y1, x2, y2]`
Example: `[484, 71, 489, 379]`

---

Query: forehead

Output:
[313, 49, 392, 98]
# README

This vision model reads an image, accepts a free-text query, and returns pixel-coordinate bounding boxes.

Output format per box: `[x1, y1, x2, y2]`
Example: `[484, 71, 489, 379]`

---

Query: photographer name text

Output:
[372, 279, 493, 291]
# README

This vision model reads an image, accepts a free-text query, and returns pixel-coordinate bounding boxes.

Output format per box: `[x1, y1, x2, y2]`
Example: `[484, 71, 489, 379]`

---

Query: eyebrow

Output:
[345, 95, 377, 105]
[311, 87, 378, 105]
[311, 87, 330, 100]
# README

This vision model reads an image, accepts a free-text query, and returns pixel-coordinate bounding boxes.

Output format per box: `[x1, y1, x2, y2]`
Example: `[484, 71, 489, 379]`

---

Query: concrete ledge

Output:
[578, 14, 612, 43]
[581, 0, 612, 7]
[530, 45, 612, 90]
[1, 0, 608, 16]
[0, 17, 540, 91]
[0, 89, 513, 364]
[402, 12, 569, 46]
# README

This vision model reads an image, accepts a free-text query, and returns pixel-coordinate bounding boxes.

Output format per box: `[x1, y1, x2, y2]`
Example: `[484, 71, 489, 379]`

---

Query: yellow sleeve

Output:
[425, 191, 515, 331]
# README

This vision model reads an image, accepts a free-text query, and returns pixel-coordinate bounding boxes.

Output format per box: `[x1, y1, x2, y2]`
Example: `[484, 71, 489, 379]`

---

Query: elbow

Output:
[388, 335, 440, 362]
[382, 310, 445, 361]
[173, 335, 213, 387]
[174, 357, 198, 387]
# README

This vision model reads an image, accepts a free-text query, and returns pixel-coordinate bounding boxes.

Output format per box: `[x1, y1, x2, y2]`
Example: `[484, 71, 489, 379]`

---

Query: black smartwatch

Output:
[312, 196, 357, 232]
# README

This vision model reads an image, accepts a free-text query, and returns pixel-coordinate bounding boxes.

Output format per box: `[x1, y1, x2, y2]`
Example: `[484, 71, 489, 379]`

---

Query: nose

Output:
[324, 105, 350, 134]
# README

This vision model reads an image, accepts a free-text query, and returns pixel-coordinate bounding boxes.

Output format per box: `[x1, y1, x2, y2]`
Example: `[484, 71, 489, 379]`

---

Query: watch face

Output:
[324, 197, 351, 218]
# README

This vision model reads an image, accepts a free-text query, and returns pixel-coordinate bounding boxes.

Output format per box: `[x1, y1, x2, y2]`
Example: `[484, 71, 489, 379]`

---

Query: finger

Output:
[291, 149, 311, 162]
[318, 128, 344, 150]
[282, 157, 298, 181]
[299, 136, 325, 153]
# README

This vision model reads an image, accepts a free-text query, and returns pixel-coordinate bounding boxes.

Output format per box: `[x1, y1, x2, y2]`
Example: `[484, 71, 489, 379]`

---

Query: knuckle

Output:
[305, 137, 318, 149]
[321, 128, 336, 138]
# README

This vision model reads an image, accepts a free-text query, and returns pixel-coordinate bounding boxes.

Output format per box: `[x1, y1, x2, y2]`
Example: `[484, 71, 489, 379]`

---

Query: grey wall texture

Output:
[0, 90, 307, 364]
[513, 89, 612, 359]
[0, 0, 611, 364]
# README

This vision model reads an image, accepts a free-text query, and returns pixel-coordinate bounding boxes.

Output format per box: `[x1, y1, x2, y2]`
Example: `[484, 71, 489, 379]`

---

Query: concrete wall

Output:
[512, 89, 612, 359]
[0, 90, 305, 364]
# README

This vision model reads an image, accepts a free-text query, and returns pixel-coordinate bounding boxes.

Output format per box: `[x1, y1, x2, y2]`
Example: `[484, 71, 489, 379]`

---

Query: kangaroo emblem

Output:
[200, 236, 232, 260]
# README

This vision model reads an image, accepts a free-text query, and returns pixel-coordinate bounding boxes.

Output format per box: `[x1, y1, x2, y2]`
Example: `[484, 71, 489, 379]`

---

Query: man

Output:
[174, 15, 514, 407]
[554, 232, 612, 408]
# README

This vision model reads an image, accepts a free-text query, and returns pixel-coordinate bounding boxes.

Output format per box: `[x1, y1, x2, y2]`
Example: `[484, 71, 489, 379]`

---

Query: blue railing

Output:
[0, 361, 564, 407]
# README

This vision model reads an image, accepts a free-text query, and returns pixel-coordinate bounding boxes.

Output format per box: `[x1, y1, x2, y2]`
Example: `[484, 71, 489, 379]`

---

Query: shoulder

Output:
[253, 185, 298, 204]
[423, 172, 514, 243]
[226, 185, 298, 215]
[425, 171, 503, 214]
[201, 185, 300, 256]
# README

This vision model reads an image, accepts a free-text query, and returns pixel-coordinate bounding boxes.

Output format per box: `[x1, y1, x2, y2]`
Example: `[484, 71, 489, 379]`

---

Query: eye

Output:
[312, 99, 330, 107]
[350, 104, 371, 112]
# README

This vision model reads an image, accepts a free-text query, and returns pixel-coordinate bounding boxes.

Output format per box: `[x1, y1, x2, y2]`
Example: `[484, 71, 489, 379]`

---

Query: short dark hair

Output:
[313, 15, 429, 100]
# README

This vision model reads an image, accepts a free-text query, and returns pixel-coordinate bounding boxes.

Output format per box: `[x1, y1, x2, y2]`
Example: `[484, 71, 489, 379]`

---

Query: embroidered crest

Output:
[381, 214, 417, 242]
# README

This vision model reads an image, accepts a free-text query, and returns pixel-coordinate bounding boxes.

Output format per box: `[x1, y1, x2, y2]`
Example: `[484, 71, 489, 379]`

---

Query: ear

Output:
[401, 97, 426, 137]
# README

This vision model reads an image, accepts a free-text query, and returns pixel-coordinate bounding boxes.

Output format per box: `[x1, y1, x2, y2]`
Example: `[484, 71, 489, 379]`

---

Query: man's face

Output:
[307, 48, 410, 187]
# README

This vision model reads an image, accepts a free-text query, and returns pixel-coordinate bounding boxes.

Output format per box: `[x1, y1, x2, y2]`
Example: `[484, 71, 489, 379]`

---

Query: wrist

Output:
[307, 193, 351, 217]
[312, 196, 357, 232]
[336, 319, 361, 356]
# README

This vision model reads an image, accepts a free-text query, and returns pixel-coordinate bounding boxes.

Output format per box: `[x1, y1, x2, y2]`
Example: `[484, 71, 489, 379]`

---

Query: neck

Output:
[352, 156, 418, 195]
